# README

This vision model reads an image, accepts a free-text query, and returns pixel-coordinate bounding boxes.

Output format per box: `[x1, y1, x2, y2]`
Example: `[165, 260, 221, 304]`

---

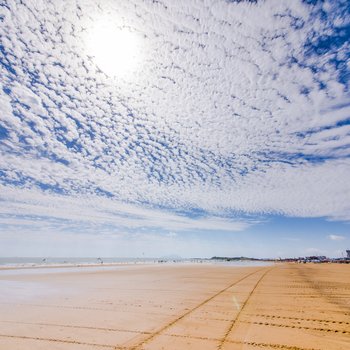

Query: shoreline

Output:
[0, 259, 274, 271]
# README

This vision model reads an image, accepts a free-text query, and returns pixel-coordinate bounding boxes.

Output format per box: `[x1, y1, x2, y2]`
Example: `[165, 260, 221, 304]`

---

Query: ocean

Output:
[0, 257, 158, 267]
[0, 257, 273, 268]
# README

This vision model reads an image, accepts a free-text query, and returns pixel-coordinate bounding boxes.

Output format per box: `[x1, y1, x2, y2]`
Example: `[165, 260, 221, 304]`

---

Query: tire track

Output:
[0, 302, 179, 318]
[0, 330, 325, 350]
[0, 333, 123, 349]
[218, 267, 273, 350]
[251, 307, 350, 317]
[129, 267, 267, 349]
[224, 339, 324, 350]
[240, 320, 350, 334]
[0, 302, 170, 313]
[0, 320, 152, 336]
[295, 265, 350, 310]
[246, 314, 350, 326]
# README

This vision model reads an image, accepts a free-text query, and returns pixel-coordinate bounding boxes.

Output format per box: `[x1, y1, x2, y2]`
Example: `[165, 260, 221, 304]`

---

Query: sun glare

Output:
[86, 20, 142, 78]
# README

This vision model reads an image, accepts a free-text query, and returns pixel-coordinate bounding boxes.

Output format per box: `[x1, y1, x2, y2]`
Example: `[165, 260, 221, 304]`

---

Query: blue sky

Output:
[0, 0, 349, 258]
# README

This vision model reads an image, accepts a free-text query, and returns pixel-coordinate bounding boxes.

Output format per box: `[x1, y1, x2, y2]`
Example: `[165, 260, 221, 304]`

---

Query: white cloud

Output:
[0, 185, 250, 233]
[327, 234, 346, 241]
[305, 247, 323, 255]
[0, 0, 349, 235]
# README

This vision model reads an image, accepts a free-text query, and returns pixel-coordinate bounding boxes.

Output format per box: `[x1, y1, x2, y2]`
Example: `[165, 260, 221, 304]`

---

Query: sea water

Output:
[0, 257, 158, 267]
[0, 257, 273, 268]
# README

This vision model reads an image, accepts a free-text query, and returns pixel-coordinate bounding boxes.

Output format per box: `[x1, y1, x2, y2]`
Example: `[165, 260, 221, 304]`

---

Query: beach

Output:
[0, 263, 349, 350]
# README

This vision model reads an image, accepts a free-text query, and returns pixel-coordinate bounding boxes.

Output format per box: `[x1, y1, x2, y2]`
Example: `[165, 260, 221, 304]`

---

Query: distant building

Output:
[346, 250, 350, 259]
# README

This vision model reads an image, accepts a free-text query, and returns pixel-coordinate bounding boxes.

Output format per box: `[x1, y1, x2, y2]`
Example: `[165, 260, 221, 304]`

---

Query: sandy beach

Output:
[0, 263, 349, 350]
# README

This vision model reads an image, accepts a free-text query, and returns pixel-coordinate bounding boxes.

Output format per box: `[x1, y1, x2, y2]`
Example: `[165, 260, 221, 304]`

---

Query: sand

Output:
[0, 263, 349, 350]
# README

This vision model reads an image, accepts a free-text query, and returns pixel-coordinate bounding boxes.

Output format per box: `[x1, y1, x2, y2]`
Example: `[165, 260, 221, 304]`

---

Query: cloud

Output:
[327, 234, 346, 241]
[0, 0, 349, 236]
[305, 247, 323, 255]
[0, 185, 250, 234]
[166, 232, 178, 238]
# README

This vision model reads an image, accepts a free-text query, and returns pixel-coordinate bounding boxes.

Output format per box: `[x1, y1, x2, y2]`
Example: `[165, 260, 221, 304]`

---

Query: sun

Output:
[86, 20, 142, 78]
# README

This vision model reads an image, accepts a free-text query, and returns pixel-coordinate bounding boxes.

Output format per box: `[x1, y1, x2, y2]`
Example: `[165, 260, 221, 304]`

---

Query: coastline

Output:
[0, 258, 273, 271]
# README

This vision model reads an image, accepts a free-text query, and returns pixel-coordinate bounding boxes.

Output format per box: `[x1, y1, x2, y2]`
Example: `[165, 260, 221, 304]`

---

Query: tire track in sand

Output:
[217, 267, 273, 350]
[245, 314, 350, 326]
[130, 267, 268, 349]
[0, 333, 122, 349]
[239, 320, 350, 334]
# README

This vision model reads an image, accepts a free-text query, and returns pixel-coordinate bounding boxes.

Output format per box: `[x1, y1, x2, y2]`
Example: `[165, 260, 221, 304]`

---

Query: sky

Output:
[0, 0, 349, 258]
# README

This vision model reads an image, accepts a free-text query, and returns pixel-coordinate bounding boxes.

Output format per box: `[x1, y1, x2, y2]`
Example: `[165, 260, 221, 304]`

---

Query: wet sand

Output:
[0, 263, 349, 350]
